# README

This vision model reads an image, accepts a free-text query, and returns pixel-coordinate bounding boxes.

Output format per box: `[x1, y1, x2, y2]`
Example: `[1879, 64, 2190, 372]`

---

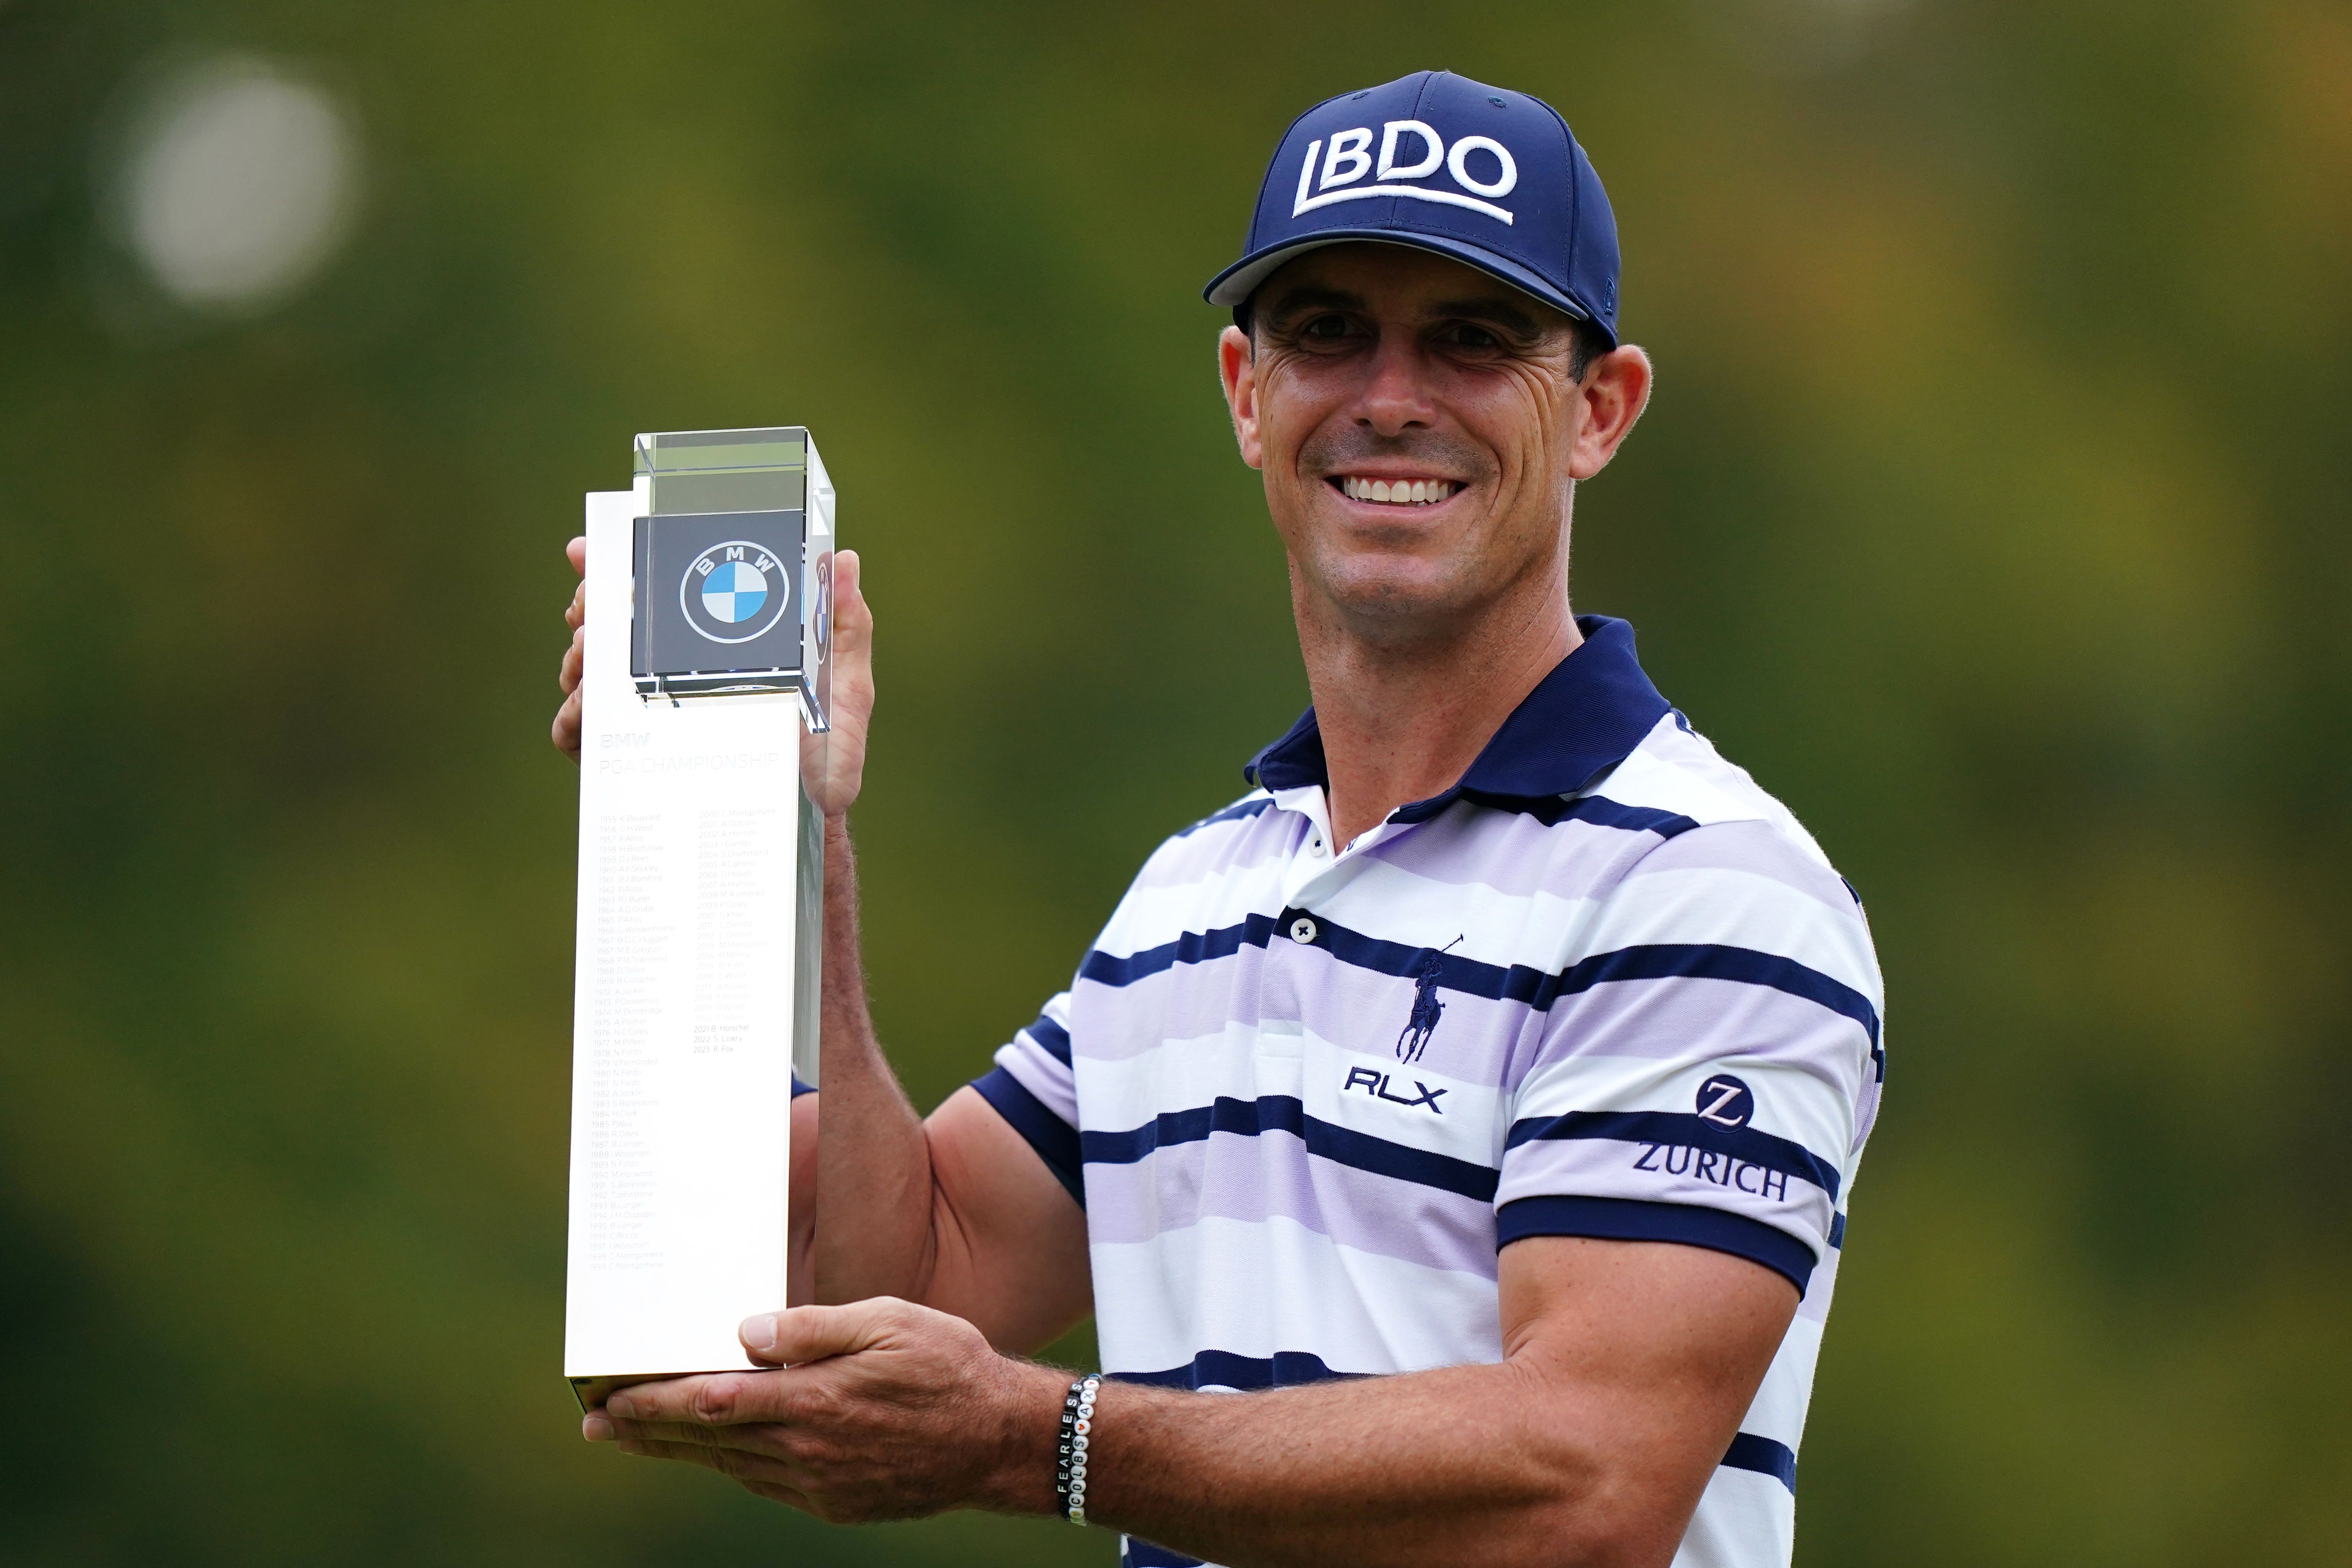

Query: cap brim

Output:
[1202, 230, 1613, 348]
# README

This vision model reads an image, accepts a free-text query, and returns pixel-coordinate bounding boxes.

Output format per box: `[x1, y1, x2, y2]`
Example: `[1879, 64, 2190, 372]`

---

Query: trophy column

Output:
[564, 428, 834, 1405]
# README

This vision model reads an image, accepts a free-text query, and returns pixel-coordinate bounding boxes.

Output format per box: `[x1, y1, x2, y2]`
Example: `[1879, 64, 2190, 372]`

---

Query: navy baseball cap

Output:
[1203, 70, 1620, 347]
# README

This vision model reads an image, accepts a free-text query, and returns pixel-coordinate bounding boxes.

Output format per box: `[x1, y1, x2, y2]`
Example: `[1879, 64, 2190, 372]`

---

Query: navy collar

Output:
[1243, 616, 1672, 822]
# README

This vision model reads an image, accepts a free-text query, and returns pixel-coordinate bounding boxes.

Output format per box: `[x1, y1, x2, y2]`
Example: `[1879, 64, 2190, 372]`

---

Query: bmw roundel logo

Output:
[680, 541, 791, 645]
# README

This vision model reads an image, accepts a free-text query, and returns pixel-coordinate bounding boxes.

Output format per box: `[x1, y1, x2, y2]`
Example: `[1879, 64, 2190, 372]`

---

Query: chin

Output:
[1314, 558, 1472, 630]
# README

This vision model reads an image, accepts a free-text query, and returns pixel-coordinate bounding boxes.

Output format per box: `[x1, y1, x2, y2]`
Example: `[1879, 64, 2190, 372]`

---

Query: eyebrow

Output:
[1260, 285, 1366, 325]
[1261, 284, 1550, 342]
[1428, 295, 1545, 340]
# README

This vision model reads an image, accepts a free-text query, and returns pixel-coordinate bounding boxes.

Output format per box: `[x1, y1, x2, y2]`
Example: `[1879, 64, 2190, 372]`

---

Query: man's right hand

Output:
[552, 537, 876, 824]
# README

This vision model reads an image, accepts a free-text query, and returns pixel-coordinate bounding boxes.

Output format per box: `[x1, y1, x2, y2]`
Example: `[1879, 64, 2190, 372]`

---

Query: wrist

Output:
[979, 1360, 1078, 1516]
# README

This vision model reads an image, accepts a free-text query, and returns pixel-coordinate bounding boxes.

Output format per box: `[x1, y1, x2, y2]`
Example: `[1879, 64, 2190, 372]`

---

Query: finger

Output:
[604, 1416, 747, 1446]
[565, 575, 586, 630]
[606, 1369, 797, 1427]
[612, 1436, 819, 1512]
[553, 688, 582, 761]
[559, 625, 585, 693]
[831, 550, 871, 655]
[740, 1298, 902, 1367]
[566, 535, 587, 577]
[740, 1477, 818, 1513]
[613, 1433, 804, 1490]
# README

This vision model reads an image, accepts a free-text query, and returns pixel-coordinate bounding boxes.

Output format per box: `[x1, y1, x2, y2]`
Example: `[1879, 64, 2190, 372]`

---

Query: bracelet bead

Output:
[1053, 1375, 1103, 1525]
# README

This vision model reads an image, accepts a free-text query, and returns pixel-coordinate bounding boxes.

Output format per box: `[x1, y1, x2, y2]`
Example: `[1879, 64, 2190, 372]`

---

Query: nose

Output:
[1351, 333, 1437, 438]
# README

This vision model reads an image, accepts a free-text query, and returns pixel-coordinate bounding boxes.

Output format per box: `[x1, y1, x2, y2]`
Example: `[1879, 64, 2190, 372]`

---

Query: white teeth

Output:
[1342, 477, 1456, 504]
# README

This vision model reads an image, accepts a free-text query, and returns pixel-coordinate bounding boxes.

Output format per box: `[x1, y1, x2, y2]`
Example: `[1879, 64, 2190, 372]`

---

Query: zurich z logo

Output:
[1395, 937, 1462, 1064]
[1694, 1074, 1755, 1128]
[1294, 121, 1520, 225]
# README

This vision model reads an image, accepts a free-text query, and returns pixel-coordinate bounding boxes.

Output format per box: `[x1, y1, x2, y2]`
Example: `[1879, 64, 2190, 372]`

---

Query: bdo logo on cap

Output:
[680, 541, 790, 644]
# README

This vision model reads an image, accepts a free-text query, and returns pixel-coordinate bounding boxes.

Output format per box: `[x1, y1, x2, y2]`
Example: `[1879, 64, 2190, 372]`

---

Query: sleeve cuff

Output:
[790, 1073, 815, 1098]
[1497, 1194, 1816, 1293]
[971, 1065, 1085, 1208]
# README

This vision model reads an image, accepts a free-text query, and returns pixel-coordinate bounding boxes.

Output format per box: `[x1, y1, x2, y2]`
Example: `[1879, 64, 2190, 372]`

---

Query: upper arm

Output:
[783, 1069, 1087, 1351]
[921, 1087, 1092, 1354]
[1488, 819, 1879, 1551]
[787, 1087, 819, 1307]
[913, 995, 1092, 1353]
[1496, 1235, 1796, 1564]
[1498, 818, 1879, 1297]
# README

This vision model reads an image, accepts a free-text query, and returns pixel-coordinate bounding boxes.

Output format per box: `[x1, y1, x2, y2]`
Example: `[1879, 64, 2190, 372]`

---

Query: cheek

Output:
[1477, 372, 1575, 486]
[1257, 358, 1350, 466]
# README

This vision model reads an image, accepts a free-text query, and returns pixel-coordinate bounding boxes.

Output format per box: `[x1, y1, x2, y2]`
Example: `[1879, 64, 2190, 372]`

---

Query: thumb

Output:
[740, 1298, 902, 1366]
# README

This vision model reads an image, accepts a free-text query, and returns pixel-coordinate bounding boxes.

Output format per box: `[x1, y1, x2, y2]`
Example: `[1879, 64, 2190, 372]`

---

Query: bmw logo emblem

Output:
[680, 542, 791, 645]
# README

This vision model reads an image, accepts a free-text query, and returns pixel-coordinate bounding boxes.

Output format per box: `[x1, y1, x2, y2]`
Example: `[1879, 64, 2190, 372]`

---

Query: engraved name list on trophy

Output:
[564, 427, 835, 1407]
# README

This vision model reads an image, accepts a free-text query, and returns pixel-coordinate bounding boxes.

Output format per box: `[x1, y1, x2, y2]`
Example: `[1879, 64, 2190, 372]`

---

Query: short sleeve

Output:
[969, 991, 1084, 1205]
[1496, 819, 1883, 1293]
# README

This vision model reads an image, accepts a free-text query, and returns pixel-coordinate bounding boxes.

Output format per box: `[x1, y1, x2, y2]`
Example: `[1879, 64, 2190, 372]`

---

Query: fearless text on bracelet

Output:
[1054, 1374, 1102, 1525]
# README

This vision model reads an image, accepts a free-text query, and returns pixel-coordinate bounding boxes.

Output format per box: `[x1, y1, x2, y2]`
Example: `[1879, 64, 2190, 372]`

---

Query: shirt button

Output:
[1309, 835, 1326, 856]
[1289, 916, 1318, 944]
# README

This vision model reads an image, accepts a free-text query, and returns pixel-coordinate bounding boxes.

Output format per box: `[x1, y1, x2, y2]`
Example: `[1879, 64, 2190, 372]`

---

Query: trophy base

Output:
[633, 671, 800, 702]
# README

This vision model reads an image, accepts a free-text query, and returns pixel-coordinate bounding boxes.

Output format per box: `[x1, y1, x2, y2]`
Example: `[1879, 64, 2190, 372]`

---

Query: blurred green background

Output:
[3, 1, 2346, 1563]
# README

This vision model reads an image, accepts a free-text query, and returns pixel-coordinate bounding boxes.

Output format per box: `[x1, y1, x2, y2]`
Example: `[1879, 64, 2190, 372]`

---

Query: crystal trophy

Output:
[564, 428, 834, 1407]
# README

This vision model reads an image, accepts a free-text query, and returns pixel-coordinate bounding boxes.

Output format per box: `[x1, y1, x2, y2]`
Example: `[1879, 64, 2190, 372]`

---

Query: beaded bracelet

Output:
[1054, 1374, 1102, 1525]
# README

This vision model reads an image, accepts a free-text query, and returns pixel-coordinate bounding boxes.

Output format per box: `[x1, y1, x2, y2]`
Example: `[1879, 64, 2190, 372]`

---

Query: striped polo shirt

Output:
[972, 616, 1884, 1568]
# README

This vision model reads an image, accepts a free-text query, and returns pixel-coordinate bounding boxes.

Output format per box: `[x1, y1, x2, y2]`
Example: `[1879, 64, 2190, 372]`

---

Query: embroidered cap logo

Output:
[1292, 120, 1520, 226]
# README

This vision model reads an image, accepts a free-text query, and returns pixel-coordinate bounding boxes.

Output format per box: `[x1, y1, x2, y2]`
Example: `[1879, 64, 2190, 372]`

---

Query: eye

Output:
[1443, 322, 1501, 350]
[1301, 313, 1354, 340]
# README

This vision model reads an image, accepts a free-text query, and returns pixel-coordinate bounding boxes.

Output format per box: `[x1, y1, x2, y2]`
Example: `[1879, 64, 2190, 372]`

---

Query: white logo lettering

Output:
[1320, 127, 1373, 189]
[1289, 125, 1517, 226]
[1698, 1084, 1746, 1126]
[1376, 120, 1442, 180]
[1445, 135, 1518, 199]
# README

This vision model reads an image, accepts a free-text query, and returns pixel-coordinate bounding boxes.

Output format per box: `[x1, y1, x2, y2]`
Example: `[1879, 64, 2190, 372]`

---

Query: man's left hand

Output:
[583, 1297, 1063, 1523]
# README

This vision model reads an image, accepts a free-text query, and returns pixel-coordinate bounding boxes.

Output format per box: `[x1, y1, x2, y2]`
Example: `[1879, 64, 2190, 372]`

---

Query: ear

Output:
[1568, 344, 1653, 481]
[1218, 325, 1265, 471]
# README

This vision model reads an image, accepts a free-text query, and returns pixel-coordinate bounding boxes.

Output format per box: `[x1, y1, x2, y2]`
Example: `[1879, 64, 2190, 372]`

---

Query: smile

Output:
[1335, 476, 1461, 506]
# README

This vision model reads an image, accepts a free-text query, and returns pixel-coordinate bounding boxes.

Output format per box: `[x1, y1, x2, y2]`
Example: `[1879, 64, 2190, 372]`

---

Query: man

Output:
[552, 69, 1883, 1568]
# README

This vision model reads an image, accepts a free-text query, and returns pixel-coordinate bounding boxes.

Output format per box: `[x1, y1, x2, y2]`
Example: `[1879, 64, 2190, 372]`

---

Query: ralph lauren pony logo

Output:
[1395, 936, 1463, 1064]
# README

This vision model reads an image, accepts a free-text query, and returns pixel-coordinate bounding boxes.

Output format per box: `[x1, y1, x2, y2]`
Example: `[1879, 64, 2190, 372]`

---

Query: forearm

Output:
[1076, 1363, 1673, 1568]
[810, 815, 943, 1305]
[804, 817, 1093, 1349]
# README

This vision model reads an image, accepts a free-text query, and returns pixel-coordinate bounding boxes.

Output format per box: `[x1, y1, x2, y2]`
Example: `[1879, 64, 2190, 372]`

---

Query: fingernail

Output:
[742, 1313, 779, 1354]
[606, 1392, 636, 1418]
[582, 1412, 614, 1442]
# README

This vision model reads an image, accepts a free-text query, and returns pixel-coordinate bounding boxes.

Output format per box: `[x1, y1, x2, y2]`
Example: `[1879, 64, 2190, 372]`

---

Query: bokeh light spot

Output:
[116, 55, 358, 310]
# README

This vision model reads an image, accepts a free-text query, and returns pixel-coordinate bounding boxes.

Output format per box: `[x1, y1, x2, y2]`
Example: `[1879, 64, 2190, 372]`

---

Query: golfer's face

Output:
[1246, 245, 1586, 635]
